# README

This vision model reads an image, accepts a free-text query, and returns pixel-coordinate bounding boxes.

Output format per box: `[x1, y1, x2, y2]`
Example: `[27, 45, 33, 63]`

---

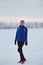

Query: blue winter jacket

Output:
[15, 25, 27, 42]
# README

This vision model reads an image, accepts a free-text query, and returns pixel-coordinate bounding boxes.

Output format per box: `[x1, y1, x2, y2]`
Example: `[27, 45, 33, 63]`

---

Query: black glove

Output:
[25, 41, 28, 46]
[15, 40, 16, 45]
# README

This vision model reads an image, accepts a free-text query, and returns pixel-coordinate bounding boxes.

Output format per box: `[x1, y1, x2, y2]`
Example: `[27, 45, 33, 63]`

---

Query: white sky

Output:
[0, 0, 43, 22]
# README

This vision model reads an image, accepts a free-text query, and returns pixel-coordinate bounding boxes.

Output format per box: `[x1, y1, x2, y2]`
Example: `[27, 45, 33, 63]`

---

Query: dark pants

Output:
[17, 41, 25, 60]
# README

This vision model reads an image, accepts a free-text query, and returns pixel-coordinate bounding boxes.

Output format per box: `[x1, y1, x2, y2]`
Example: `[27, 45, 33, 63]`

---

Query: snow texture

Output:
[0, 29, 43, 65]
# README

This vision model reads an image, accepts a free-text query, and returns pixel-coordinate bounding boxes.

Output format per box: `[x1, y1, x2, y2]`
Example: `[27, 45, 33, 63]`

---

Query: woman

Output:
[15, 20, 28, 64]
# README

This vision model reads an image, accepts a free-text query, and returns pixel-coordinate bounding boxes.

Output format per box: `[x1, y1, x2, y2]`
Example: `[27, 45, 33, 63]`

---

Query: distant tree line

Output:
[0, 21, 43, 29]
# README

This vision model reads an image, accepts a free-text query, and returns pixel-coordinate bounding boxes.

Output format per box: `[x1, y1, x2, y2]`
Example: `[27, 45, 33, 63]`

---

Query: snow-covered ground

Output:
[0, 29, 43, 65]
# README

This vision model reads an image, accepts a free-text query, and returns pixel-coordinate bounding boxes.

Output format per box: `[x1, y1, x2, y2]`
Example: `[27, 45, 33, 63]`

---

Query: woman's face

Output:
[20, 21, 25, 26]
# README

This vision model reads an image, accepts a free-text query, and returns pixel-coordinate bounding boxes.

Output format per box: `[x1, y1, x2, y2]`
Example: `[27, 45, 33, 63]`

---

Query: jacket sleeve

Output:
[25, 28, 28, 41]
[15, 29, 18, 41]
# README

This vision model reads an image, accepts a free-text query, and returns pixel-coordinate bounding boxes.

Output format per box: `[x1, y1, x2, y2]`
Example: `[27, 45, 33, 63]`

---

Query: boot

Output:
[21, 59, 26, 64]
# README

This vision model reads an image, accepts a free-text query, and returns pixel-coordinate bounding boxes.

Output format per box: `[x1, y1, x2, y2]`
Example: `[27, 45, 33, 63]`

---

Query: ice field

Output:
[0, 29, 43, 65]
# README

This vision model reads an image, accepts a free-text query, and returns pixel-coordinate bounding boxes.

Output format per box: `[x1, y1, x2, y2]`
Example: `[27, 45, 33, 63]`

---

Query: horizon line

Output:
[0, 17, 43, 23]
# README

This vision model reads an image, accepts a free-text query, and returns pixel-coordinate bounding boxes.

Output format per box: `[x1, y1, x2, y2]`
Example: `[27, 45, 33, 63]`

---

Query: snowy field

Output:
[0, 29, 43, 65]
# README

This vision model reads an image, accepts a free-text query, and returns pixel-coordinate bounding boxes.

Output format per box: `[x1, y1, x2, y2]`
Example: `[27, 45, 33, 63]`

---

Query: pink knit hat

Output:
[20, 20, 25, 23]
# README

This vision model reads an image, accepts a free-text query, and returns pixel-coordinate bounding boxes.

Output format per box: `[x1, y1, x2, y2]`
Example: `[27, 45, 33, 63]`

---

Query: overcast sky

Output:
[0, 0, 43, 22]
